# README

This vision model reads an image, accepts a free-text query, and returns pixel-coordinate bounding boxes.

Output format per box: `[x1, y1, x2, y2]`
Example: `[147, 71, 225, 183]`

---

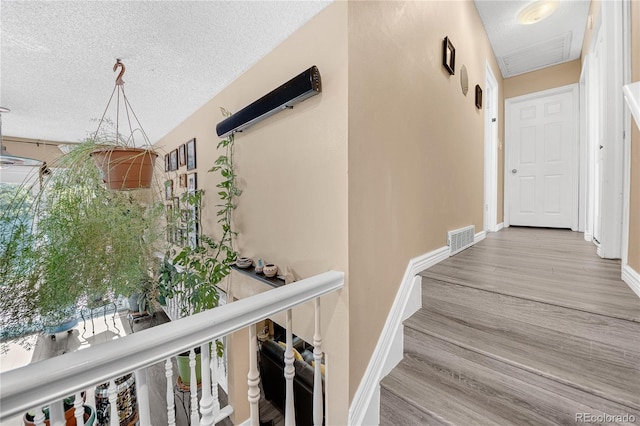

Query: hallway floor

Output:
[422, 227, 640, 322]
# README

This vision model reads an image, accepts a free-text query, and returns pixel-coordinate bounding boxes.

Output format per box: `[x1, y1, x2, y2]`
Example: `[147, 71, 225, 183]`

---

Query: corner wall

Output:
[154, 3, 350, 423]
[347, 0, 503, 401]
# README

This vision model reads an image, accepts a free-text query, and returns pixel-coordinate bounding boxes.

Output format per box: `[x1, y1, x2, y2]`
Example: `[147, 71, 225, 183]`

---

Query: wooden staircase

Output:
[380, 230, 640, 425]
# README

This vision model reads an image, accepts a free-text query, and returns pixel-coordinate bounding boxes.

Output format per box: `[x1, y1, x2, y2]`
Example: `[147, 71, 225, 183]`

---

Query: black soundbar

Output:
[216, 65, 322, 137]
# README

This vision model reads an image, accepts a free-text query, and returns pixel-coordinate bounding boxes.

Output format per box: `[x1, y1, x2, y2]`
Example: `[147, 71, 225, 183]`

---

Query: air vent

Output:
[498, 32, 572, 78]
[448, 225, 475, 256]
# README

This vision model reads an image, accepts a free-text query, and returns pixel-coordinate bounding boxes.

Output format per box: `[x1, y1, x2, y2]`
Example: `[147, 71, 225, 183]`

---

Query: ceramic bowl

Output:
[236, 257, 252, 269]
[263, 263, 278, 278]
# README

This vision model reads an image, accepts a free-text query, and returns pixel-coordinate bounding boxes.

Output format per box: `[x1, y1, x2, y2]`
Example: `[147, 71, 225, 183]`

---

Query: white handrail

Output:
[0, 270, 344, 421]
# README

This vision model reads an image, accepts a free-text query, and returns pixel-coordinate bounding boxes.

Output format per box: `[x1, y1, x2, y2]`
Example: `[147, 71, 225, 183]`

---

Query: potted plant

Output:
[168, 116, 240, 384]
[0, 138, 166, 349]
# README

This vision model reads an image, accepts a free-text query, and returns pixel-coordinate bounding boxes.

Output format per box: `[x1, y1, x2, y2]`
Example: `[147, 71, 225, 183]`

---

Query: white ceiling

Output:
[474, 0, 590, 78]
[2, 1, 590, 145]
[0, 1, 330, 145]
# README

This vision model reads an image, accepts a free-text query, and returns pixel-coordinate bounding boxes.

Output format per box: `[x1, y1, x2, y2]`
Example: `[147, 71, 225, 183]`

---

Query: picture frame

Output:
[187, 204, 199, 249]
[186, 138, 197, 170]
[178, 144, 186, 167]
[164, 180, 173, 200]
[187, 173, 197, 191]
[443, 36, 455, 75]
[167, 226, 174, 244]
[179, 173, 187, 188]
[164, 154, 170, 172]
[169, 149, 179, 171]
[172, 196, 180, 212]
[475, 84, 483, 109]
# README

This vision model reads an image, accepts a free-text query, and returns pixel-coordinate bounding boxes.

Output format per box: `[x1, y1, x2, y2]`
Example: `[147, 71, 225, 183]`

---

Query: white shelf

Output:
[623, 81, 640, 130]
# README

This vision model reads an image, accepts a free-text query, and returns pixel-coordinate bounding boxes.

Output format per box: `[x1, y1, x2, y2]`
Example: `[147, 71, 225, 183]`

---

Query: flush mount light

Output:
[517, 0, 559, 25]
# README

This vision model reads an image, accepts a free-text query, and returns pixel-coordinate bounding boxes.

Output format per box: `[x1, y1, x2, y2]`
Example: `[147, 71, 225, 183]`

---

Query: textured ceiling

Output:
[0, 1, 330, 145]
[474, 0, 590, 78]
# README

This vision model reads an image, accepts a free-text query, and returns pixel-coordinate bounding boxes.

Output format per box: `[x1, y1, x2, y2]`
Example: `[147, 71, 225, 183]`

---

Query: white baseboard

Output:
[496, 222, 504, 231]
[584, 232, 593, 242]
[475, 230, 486, 243]
[348, 245, 449, 425]
[622, 264, 640, 298]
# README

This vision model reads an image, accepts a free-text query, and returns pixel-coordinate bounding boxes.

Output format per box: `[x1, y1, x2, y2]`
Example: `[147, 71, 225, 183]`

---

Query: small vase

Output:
[263, 264, 278, 278]
[255, 258, 264, 273]
[236, 257, 252, 269]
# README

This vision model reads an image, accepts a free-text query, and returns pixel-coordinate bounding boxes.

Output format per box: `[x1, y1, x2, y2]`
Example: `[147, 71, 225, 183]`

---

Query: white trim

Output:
[579, 60, 587, 233]
[475, 230, 486, 243]
[504, 84, 580, 231]
[621, 0, 632, 267]
[484, 61, 499, 233]
[348, 245, 449, 425]
[496, 222, 504, 231]
[622, 265, 640, 299]
[584, 231, 593, 242]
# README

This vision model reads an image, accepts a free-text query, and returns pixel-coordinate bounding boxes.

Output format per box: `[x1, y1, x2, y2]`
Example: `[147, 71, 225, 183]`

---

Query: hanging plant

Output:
[89, 60, 158, 190]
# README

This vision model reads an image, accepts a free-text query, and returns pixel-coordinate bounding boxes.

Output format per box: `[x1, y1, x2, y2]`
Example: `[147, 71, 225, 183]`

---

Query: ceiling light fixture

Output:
[0, 107, 43, 168]
[517, 0, 559, 25]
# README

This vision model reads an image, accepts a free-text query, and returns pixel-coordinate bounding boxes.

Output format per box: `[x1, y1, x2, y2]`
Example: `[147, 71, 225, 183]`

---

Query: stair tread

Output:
[381, 329, 640, 426]
[421, 277, 640, 355]
[405, 296, 640, 410]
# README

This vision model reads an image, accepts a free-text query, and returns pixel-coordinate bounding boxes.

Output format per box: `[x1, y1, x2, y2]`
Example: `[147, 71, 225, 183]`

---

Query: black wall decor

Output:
[443, 36, 455, 75]
[475, 84, 483, 109]
[216, 65, 322, 137]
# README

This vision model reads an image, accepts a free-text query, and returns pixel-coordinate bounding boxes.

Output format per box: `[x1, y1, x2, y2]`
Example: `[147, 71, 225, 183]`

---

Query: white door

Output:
[507, 87, 577, 228]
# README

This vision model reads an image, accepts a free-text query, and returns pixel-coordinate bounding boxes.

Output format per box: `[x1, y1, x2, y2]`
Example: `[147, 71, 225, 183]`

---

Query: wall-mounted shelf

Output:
[623, 82, 640, 131]
[231, 264, 285, 288]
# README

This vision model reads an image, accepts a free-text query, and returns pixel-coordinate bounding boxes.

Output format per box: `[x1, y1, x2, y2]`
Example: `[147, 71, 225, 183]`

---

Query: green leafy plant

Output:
[0, 137, 165, 349]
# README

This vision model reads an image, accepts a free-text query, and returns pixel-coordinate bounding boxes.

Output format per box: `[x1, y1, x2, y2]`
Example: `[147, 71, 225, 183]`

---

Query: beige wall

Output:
[628, 0, 640, 272]
[2, 137, 64, 164]
[503, 60, 582, 100]
[154, 3, 350, 423]
[347, 0, 503, 401]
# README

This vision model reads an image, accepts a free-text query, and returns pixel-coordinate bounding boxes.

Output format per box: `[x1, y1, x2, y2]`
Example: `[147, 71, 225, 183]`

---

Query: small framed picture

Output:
[164, 154, 170, 172]
[186, 138, 197, 170]
[170, 149, 179, 171]
[187, 173, 197, 191]
[167, 226, 174, 244]
[443, 36, 455, 75]
[181, 209, 189, 224]
[188, 205, 199, 249]
[172, 196, 180, 212]
[164, 180, 173, 200]
[178, 144, 187, 167]
[179, 173, 187, 188]
[475, 84, 483, 109]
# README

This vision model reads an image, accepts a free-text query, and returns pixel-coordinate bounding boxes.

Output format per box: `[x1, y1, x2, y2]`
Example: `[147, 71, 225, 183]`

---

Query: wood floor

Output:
[380, 227, 640, 425]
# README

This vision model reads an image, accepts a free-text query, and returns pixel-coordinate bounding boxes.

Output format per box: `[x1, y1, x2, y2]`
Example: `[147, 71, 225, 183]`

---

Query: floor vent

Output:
[448, 225, 475, 256]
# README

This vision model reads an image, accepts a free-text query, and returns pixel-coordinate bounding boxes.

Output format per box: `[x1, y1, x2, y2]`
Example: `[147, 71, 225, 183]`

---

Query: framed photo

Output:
[164, 154, 170, 172]
[186, 138, 197, 170]
[475, 84, 483, 109]
[165, 204, 173, 222]
[164, 180, 173, 200]
[167, 226, 174, 244]
[181, 209, 189, 224]
[179, 173, 187, 188]
[178, 144, 187, 167]
[443, 36, 455, 75]
[172, 196, 180, 212]
[187, 204, 199, 249]
[170, 149, 179, 171]
[187, 173, 197, 191]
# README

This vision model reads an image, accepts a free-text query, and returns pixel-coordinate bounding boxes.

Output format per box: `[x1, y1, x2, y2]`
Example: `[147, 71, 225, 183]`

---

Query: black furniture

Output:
[259, 339, 324, 426]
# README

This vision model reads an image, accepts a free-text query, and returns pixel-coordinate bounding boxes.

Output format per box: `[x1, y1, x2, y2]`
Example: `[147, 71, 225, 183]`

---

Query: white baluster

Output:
[284, 309, 296, 426]
[32, 406, 46, 426]
[199, 342, 214, 426]
[166, 358, 177, 426]
[135, 368, 152, 425]
[74, 391, 84, 426]
[247, 325, 260, 426]
[210, 340, 221, 419]
[49, 399, 65, 426]
[108, 379, 118, 426]
[313, 298, 323, 426]
[189, 348, 199, 426]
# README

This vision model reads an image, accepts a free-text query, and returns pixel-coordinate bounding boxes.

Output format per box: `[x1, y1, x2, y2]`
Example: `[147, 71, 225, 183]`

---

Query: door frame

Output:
[484, 61, 499, 233]
[504, 83, 580, 230]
